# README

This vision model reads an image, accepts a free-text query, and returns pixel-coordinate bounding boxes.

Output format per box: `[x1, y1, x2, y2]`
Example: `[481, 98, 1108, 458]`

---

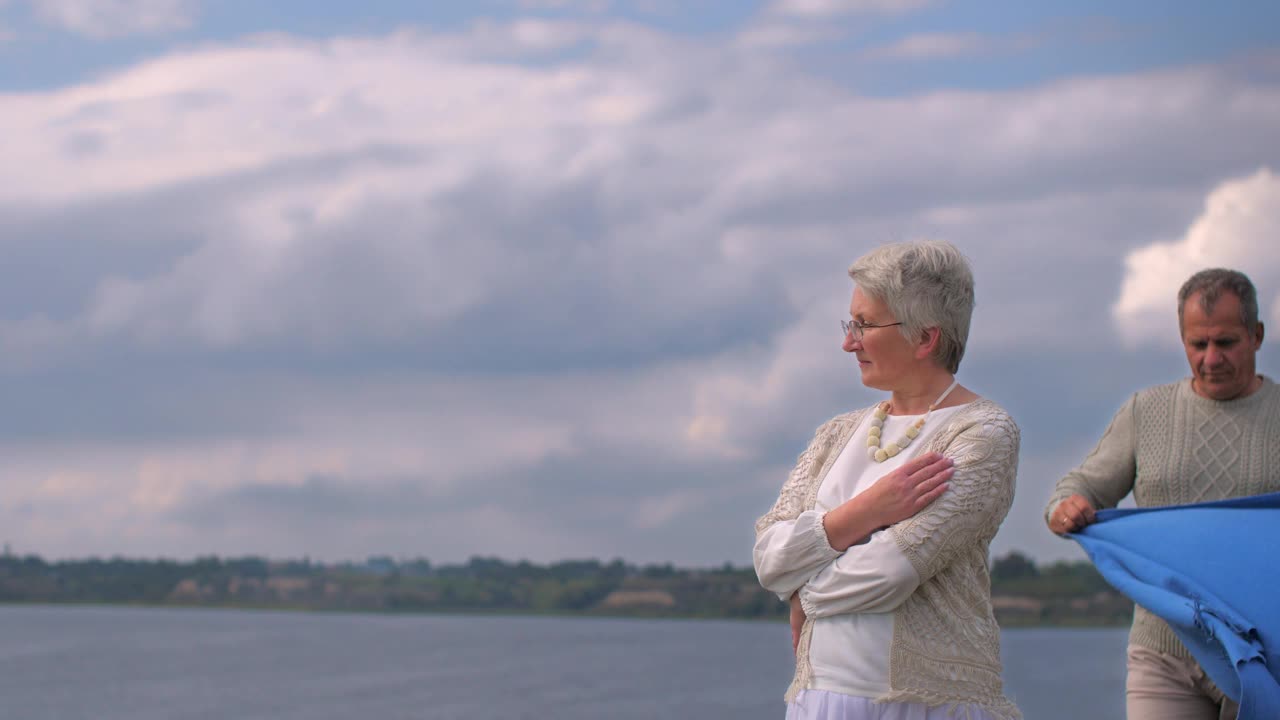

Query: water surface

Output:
[0, 605, 1127, 719]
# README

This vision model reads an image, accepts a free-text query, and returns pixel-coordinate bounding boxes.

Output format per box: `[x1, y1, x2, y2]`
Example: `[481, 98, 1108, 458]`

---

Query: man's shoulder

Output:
[1087, 381, 1184, 430]
[1132, 379, 1187, 406]
[1131, 377, 1280, 408]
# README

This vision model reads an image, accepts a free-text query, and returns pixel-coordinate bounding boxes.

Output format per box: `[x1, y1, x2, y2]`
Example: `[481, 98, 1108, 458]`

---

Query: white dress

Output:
[786, 689, 1001, 720]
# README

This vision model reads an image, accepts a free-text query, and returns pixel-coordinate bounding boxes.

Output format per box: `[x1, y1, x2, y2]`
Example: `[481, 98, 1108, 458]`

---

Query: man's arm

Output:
[1044, 394, 1138, 533]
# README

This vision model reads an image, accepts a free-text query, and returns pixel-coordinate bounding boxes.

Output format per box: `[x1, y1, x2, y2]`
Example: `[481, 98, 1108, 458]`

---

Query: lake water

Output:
[0, 605, 1127, 719]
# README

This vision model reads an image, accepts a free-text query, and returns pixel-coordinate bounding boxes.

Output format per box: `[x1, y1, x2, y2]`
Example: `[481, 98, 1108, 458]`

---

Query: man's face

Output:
[1181, 291, 1264, 401]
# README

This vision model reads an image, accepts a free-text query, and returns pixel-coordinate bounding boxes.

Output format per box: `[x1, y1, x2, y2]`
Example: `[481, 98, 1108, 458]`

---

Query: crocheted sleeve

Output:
[753, 417, 840, 537]
[888, 403, 1020, 582]
[753, 411, 868, 600]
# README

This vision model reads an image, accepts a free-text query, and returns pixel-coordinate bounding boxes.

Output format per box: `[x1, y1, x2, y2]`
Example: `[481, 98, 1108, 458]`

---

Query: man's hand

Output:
[789, 592, 806, 654]
[1051, 494, 1097, 535]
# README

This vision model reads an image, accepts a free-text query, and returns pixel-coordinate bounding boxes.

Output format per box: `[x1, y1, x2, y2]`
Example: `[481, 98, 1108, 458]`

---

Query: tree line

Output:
[0, 550, 1131, 625]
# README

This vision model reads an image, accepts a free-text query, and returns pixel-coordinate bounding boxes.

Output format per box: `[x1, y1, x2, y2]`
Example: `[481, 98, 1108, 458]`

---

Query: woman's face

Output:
[844, 286, 917, 391]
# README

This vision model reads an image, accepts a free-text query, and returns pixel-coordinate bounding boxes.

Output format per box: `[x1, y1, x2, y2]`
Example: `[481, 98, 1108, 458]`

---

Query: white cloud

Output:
[862, 30, 1043, 61]
[30, 0, 196, 38]
[862, 31, 995, 60]
[3, 33, 1278, 406]
[517, 0, 611, 11]
[768, 0, 934, 18]
[1113, 168, 1280, 347]
[0, 360, 747, 561]
[1, 21, 1279, 562]
[734, 21, 839, 50]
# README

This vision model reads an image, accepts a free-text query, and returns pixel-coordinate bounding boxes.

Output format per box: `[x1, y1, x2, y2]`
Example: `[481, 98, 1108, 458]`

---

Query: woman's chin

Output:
[858, 371, 893, 392]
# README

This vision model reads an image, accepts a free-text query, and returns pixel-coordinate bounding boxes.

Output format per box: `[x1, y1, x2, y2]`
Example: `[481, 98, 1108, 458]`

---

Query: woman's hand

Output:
[821, 452, 954, 552]
[863, 451, 954, 527]
[1050, 494, 1096, 535]
[789, 592, 806, 654]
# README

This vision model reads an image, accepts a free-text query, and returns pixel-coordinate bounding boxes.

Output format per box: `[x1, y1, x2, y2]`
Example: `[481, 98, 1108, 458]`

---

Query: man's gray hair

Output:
[1177, 268, 1260, 333]
[848, 239, 974, 374]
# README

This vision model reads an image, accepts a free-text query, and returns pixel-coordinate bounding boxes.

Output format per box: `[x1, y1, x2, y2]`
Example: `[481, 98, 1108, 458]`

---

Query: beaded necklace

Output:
[866, 378, 960, 462]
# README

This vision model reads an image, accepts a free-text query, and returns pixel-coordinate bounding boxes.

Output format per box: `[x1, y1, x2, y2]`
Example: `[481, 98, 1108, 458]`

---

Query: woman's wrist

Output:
[820, 511, 846, 551]
[822, 495, 878, 551]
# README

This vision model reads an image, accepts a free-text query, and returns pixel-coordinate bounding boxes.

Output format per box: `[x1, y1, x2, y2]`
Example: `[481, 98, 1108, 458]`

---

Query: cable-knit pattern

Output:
[1046, 377, 1280, 659]
[755, 400, 1020, 718]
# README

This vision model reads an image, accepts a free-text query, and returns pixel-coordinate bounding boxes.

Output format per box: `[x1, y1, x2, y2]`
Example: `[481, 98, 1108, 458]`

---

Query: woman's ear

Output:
[915, 327, 941, 361]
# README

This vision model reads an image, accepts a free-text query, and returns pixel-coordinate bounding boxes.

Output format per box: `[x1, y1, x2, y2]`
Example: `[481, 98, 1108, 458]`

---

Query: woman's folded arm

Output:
[797, 530, 920, 618]
[753, 509, 841, 600]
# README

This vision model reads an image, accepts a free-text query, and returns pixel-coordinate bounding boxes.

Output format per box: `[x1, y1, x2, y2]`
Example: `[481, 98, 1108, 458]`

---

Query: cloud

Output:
[861, 31, 1041, 61]
[863, 32, 987, 60]
[0, 0, 13, 42]
[2, 26, 803, 362]
[30, 0, 196, 38]
[1113, 168, 1280, 347]
[516, 0, 612, 11]
[744, 0, 933, 48]
[768, 0, 934, 18]
[0, 365, 766, 562]
[1, 21, 1279, 563]
[734, 20, 840, 50]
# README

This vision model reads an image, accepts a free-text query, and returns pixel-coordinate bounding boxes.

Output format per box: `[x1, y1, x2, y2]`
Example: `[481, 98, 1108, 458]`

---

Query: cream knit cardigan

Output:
[755, 399, 1021, 719]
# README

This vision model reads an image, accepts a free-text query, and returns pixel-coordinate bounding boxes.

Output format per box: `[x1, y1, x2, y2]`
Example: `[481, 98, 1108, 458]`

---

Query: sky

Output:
[1, 0, 1278, 568]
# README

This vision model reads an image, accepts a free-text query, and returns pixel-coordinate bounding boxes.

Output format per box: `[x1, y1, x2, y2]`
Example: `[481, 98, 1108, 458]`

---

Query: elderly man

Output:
[1045, 268, 1278, 720]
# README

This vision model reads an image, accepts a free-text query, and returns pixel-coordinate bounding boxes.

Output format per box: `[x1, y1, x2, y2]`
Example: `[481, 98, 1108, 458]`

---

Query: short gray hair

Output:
[848, 240, 974, 374]
[1177, 268, 1259, 334]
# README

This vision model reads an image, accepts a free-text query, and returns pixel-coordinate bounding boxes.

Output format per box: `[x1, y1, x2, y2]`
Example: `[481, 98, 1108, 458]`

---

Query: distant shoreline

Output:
[0, 598, 1131, 628]
[0, 550, 1131, 627]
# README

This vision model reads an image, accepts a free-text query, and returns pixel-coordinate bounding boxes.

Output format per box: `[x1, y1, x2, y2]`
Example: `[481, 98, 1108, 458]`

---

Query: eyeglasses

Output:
[841, 319, 903, 341]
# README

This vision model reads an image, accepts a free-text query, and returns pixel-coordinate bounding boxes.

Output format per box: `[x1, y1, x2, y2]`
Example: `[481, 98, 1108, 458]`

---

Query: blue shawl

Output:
[1070, 492, 1280, 720]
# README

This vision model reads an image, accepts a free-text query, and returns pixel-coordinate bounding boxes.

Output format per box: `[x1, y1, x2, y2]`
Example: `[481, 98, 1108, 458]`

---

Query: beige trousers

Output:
[1126, 645, 1239, 720]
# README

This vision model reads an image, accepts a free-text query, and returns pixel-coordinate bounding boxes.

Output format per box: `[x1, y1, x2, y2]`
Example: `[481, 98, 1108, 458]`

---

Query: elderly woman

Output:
[753, 240, 1021, 720]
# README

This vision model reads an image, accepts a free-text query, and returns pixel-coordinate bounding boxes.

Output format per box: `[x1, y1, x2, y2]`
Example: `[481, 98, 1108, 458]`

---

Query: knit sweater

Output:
[1046, 376, 1280, 658]
[755, 399, 1021, 718]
